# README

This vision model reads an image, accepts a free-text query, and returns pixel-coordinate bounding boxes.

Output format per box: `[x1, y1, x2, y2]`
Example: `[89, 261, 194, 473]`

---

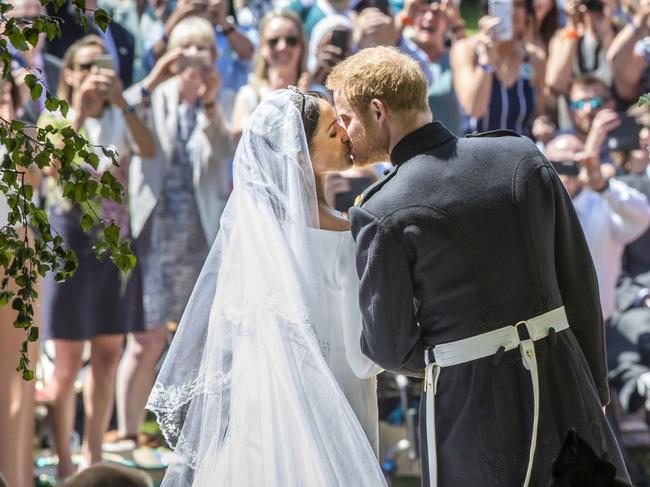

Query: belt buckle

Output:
[423, 348, 437, 392]
[515, 320, 531, 341]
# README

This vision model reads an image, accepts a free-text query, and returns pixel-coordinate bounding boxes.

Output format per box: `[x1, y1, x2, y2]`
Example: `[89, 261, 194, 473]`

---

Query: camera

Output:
[551, 160, 581, 176]
[581, 0, 604, 12]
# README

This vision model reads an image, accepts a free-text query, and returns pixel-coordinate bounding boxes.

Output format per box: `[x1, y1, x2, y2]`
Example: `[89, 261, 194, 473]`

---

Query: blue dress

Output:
[461, 59, 537, 138]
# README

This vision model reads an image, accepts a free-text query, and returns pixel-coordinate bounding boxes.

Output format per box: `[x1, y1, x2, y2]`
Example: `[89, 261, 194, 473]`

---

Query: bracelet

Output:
[398, 11, 415, 26]
[140, 84, 151, 99]
[203, 100, 217, 110]
[121, 103, 137, 115]
[479, 63, 495, 73]
[563, 28, 580, 40]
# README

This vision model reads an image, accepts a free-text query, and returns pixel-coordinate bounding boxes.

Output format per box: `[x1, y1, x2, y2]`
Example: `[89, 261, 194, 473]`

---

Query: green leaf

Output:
[80, 213, 94, 232]
[0, 291, 15, 306]
[44, 97, 58, 112]
[34, 151, 50, 168]
[93, 9, 111, 31]
[23, 74, 37, 89]
[28, 326, 39, 342]
[0, 2, 13, 14]
[22, 185, 33, 201]
[104, 223, 119, 246]
[45, 20, 60, 41]
[87, 152, 100, 169]
[8, 29, 27, 50]
[11, 297, 23, 311]
[59, 100, 69, 117]
[24, 28, 40, 48]
[30, 83, 43, 101]
[62, 182, 75, 199]
[10, 120, 25, 131]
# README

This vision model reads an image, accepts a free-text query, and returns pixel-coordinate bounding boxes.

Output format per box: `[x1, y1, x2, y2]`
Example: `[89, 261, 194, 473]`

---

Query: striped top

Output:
[461, 61, 537, 138]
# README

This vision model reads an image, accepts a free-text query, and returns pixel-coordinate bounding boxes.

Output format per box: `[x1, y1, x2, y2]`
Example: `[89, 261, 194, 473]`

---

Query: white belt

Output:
[423, 306, 570, 487]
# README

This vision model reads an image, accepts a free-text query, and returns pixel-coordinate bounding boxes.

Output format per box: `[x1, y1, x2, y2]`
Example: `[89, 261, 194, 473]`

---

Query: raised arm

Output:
[450, 17, 499, 119]
[607, 0, 650, 101]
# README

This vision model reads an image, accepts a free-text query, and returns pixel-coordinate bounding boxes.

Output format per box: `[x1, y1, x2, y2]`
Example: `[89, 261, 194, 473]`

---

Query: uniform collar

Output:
[390, 121, 457, 166]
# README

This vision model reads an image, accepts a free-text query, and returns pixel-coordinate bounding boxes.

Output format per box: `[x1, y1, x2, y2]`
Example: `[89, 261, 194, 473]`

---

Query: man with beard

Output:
[326, 46, 630, 486]
[567, 75, 620, 163]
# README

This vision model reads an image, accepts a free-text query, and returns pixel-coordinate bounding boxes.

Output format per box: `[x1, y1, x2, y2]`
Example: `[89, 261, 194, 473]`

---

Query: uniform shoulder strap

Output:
[354, 166, 399, 207]
[465, 129, 521, 138]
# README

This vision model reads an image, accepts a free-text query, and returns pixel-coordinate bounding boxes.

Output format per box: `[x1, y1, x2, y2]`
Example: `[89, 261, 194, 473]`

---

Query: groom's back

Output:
[350, 123, 605, 398]
[352, 127, 592, 346]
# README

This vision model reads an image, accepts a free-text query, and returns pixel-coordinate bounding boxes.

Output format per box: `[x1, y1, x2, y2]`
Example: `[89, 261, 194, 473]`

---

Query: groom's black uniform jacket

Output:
[349, 122, 629, 486]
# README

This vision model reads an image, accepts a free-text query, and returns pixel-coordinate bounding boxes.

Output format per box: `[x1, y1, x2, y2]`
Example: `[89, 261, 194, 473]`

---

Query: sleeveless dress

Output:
[462, 58, 537, 137]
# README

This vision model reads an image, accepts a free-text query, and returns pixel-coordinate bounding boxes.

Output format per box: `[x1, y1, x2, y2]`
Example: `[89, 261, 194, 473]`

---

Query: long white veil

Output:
[146, 89, 387, 487]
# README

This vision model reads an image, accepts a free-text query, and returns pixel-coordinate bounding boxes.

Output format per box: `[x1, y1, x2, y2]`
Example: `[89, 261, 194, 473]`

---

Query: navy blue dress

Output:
[461, 60, 537, 138]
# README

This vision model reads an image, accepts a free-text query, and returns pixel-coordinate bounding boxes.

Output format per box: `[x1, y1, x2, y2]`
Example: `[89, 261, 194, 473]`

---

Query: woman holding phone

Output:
[113, 16, 235, 452]
[450, 0, 546, 137]
[38, 34, 155, 481]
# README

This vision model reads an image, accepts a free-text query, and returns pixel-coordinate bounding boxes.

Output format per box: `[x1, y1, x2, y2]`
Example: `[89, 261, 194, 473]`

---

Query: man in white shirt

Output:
[546, 134, 650, 323]
[547, 134, 650, 426]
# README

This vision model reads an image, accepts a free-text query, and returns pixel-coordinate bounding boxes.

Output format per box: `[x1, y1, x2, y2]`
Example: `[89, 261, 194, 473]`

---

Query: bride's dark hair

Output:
[288, 89, 327, 148]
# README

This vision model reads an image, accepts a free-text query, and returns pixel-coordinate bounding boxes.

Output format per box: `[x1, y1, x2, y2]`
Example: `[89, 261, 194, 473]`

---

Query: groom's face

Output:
[333, 90, 390, 165]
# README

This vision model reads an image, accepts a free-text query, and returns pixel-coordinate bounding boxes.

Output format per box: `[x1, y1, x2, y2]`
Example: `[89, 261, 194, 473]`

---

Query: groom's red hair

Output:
[326, 46, 429, 117]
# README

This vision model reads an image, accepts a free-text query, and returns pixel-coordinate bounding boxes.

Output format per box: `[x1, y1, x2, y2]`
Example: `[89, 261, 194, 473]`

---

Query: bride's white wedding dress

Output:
[146, 90, 387, 487]
[308, 228, 382, 452]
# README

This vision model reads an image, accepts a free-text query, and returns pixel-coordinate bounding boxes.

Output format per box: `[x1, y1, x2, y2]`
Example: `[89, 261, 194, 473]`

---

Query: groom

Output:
[326, 47, 630, 486]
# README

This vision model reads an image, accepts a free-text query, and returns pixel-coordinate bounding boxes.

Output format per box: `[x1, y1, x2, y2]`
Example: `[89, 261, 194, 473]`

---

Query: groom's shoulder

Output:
[353, 165, 400, 209]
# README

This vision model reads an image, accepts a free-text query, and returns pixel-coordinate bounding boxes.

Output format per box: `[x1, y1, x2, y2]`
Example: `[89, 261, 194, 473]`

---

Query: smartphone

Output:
[488, 0, 513, 41]
[551, 160, 581, 177]
[606, 115, 642, 152]
[93, 54, 114, 71]
[581, 0, 604, 12]
[354, 0, 391, 15]
[330, 29, 350, 52]
[177, 51, 212, 71]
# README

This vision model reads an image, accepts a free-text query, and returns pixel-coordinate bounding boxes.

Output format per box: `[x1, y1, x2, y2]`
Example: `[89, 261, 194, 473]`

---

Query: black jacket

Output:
[350, 122, 628, 486]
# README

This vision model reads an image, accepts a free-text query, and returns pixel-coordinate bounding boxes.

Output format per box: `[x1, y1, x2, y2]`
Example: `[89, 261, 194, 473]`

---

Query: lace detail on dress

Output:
[147, 369, 231, 451]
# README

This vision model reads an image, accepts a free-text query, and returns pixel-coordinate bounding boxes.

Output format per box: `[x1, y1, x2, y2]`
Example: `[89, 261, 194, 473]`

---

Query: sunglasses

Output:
[267, 35, 299, 49]
[75, 62, 95, 72]
[570, 96, 606, 111]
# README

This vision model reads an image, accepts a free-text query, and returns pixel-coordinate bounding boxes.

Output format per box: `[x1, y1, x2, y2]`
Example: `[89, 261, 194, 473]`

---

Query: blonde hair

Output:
[58, 35, 106, 103]
[63, 464, 151, 487]
[254, 10, 307, 83]
[168, 16, 217, 54]
[326, 46, 429, 116]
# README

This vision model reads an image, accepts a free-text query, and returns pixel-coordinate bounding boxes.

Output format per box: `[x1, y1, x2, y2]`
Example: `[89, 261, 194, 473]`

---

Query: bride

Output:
[146, 88, 387, 486]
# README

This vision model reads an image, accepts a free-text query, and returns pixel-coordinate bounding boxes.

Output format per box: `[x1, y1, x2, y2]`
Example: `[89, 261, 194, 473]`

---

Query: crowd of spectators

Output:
[5, 0, 650, 483]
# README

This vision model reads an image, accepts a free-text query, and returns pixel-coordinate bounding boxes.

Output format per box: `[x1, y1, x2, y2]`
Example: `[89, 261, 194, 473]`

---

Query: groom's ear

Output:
[370, 99, 387, 127]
